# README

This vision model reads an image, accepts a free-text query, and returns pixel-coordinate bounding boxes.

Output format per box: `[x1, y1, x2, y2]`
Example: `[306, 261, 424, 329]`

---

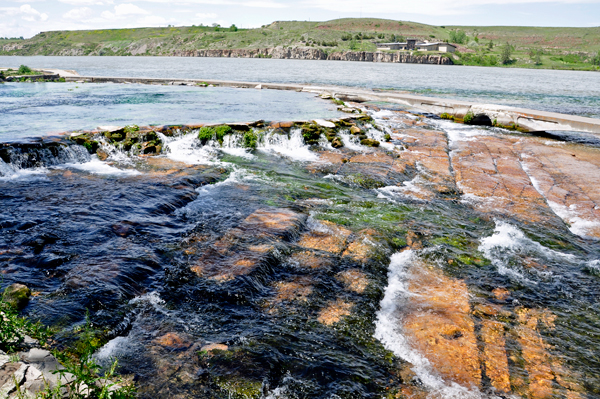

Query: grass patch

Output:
[0, 294, 136, 398]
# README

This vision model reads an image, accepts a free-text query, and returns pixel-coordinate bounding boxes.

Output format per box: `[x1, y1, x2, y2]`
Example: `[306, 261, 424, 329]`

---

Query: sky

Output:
[1, 0, 599, 39]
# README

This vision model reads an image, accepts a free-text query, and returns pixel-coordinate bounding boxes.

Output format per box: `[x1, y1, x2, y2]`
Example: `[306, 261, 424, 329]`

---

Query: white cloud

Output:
[301, 0, 600, 15]
[196, 12, 217, 19]
[63, 6, 93, 19]
[59, 0, 112, 5]
[6, 4, 49, 22]
[114, 3, 150, 15]
[137, 15, 166, 24]
[130, 0, 288, 7]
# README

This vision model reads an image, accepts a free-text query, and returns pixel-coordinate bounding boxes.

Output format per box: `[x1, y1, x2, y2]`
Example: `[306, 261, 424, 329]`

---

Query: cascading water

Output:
[1, 86, 600, 399]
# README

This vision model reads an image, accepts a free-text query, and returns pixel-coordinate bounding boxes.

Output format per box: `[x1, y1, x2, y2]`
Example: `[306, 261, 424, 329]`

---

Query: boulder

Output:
[350, 126, 362, 135]
[3, 283, 31, 310]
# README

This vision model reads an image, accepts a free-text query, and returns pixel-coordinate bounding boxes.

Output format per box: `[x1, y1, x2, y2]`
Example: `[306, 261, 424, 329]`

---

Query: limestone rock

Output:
[314, 119, 336, 128]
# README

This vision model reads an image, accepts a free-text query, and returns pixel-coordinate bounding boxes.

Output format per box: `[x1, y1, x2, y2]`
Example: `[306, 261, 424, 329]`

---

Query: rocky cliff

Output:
[173, 46, 453, 65]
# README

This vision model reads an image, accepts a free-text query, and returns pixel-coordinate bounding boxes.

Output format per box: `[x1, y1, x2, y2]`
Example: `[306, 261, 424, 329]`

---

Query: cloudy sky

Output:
[1, 0, 599, 39]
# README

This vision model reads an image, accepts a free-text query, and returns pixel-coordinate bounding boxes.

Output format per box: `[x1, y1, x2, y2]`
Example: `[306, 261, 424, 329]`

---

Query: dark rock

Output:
[331, 137, 343, 148]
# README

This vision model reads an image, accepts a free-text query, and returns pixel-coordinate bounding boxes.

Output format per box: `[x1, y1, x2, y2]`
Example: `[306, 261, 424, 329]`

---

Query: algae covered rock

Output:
[361, 138, 380, 147]
[3, 283, 31, 310]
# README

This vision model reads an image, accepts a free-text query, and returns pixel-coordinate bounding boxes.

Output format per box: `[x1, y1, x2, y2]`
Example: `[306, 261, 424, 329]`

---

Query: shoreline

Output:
[37, 70, 600, 136]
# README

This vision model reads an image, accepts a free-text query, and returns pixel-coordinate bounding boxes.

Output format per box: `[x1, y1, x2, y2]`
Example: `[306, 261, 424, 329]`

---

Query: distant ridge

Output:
[1, 18, 599, 70]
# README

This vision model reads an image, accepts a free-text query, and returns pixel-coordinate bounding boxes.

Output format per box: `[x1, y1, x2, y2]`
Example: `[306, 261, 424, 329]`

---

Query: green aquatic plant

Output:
[440, 112, 454, 120]
[242, 130, 258, 149]
[463, 111, 475, 124]
[198, 125, 232, 145]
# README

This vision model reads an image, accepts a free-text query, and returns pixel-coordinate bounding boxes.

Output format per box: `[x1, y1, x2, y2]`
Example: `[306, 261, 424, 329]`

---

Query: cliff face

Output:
[1, 42, 452, 65]
[173, 46, 453, 65]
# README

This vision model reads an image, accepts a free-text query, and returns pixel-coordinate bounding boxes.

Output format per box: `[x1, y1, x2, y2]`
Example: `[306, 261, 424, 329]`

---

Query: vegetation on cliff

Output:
[1, 18, 599, 70]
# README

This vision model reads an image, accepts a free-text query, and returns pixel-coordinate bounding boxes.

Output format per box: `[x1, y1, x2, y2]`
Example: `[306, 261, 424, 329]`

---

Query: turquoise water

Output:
[1, 55, 599, 119]
[0, 81, 341, 141]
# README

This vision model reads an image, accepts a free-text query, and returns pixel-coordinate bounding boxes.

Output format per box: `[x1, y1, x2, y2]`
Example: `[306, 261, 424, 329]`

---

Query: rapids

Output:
[1, 84, 599, 399]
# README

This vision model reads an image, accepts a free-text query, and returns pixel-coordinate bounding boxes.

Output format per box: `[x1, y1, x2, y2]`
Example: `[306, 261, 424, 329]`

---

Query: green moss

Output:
[2, 284, 31, 310]
[349, 173, 385, 189]
[242, 130, 259, 149]
[123, 124, 139, 135]
[215, 377, 263, 399]
[198, 125, 233, 145]
[300, 123, 322, 145]
[440, 112, 454, 120]
[463, 111, 475, 124]
[360, 138, 380, 147]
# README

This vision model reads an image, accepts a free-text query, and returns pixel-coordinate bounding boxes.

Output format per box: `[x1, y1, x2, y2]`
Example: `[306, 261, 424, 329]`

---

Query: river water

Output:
[1, 56, 600, 119]
[1, 63, 600, 399]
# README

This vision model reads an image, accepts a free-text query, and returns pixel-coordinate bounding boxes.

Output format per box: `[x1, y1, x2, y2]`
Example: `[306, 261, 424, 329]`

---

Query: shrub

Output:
[229, 24, 238, 32]
[17, 65, 32, 74]
[440, 112, 454, 120]
[500, 42, 513, 65]
[593, 51, 600, 66]
[449, 30, 467, 44]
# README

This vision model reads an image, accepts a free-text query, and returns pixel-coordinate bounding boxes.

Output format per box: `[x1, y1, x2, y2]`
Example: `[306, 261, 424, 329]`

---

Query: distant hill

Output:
[2, 18, 599, 70]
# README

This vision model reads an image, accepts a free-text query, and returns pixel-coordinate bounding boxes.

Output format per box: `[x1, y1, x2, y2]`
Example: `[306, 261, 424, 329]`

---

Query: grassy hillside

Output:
[2, 18, 599, 70]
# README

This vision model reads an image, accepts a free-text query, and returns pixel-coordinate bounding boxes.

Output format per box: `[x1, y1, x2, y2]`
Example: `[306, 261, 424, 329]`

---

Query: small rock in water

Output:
[255, 84, 262, 90]
[314, 119, 336, 128]
[360, 138, 380, 147]
[97, 149, 109, 161]
[200, 343, 228, 356]
[350, 126, 362, 135]
[3, 283, 31, 310]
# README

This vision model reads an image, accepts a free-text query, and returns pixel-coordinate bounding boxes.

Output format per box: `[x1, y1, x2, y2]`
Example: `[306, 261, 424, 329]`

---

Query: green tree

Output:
[229, 24, 238, 32]
[500, 42, 513, 65]
[449, 30, 467, 44]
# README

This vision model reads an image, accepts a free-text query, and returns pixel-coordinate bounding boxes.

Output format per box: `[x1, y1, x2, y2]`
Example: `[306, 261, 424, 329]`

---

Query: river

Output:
[1, 55, 600, 118]
[0, 60, 599, 399]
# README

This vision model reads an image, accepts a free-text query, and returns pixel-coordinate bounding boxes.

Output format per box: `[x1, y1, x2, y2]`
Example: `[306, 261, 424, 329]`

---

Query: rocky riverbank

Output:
[173, 46, 453, 64]
[1, 41, 452, 65]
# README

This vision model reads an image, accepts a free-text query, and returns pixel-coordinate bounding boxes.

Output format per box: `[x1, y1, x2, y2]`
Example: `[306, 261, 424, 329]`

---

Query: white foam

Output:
[435, 120, 491, 147]
[0, 168, 48, 181]
[339, 131, 367, 151]
[94, 336, 129, 362]
[220, 134, 255, 159]
[521, 158, 600, 239]
[375, 251, 484, 399]
[377, 179, 428, 202]
[259, 129, 319, 162]
[479, 220, 574, 284]
[159, 132, 219, 165]
[547, 201, 600, 239]
[64, 157, 141, 176]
